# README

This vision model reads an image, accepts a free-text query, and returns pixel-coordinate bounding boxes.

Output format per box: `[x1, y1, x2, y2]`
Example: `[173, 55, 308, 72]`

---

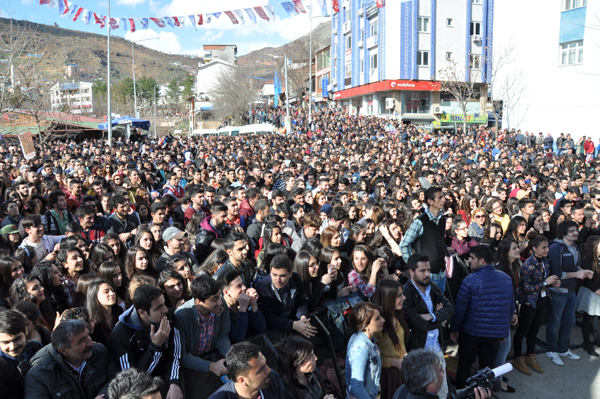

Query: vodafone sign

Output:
[332, 80, 441, 100]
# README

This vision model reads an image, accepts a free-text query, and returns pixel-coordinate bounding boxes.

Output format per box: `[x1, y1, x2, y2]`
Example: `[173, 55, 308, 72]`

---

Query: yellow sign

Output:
[19, 131, 36, 160]
[432, 121, 441, 128]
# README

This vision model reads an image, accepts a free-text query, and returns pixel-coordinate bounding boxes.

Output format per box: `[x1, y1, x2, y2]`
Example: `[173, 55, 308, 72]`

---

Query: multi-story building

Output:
[312, 46, 332, 107]
[494, 0, 598, 138]
[50, 81, 93, 114]
[330, 0, 493, 127]
[64, 64, 80, 79]
[203, 45, 238, 65]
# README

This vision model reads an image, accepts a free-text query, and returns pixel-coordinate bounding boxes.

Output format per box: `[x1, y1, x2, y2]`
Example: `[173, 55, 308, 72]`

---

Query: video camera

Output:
[450, 363, 513, 399]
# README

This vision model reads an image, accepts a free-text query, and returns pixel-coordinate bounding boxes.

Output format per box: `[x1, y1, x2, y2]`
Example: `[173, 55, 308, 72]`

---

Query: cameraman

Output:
[393, 349, 491, 399]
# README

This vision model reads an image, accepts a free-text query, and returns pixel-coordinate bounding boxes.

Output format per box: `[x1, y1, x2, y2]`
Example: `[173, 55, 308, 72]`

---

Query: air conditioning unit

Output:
[433, 105, 442, 114]
[358, 40, 364, 48]
[333, 28, 338, 35]
[385, 98, 395, 110]
[333, 53, 337, 59]
[358, 8, 364, 16]
[472, 35, 482, 42]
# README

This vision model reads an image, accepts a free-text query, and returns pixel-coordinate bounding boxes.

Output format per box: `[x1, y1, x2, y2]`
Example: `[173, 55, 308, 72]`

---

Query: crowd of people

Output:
[0, 106, 599, 399]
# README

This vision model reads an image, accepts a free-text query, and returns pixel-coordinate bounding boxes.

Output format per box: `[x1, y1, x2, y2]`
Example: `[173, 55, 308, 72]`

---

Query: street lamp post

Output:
[153, 85, 159, 138]
[107, 0, 112, 145]
[132, 37, 158, 119]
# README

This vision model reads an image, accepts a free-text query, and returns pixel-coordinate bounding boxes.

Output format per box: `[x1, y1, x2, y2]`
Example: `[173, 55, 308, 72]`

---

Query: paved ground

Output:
[446, 319, 600, 399]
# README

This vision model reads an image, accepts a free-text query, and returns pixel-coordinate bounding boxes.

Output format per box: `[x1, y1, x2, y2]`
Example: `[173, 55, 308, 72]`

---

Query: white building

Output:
[330, 0, 493, 127]
[195, 59, 236, 98]
[203, 45, 237, 65]
[50, 81, 94, 114]
[494, 0, 598, 138]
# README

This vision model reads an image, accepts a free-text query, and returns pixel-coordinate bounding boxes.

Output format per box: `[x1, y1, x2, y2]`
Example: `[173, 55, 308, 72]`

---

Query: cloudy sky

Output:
[8, 0, 331, 56]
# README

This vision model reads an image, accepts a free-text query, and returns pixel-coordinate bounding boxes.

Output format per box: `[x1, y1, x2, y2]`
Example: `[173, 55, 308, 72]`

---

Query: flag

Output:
[66, 4, 78, 20]
[93, 13, 106, 28]
[376, 0, 385, 7]
[307, 0, 313, 17]
[281, 2, 299, 16]
[150, 17, 166, 28]
[233, 10, 245, 25]
[172, 16, 180, 27]
[244, 8, 257, 24]
[332, 0, 339, 13]
[205, 14, 212, 23]
[138, 18, 149, 29]
[39, 0, 50, 4]
[46, 0, 57, 8]
[274, 71, 281, 107]
[197, 14, 203, 25]
[253, 6, 269, 21]
[109, 18, 119, 30]
[293, 0, 307, 14]
[188, 15, 197, 30]
[224, 11, 239, 24]
[164, 16, 174, 28]
[72, 7, 84, 21]
[129, 18, 136, 32]
[179, 16, 186, 27]
[264, 5, 275, 20]
[121, 18, 127, 31]
[57, 0, 69, 16]
[212, 12, 222, 18]
[318, 0, 328, 16]
[82, 9, 91, 24]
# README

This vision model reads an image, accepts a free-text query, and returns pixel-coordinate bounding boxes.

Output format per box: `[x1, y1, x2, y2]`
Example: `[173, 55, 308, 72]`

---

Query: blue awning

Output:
[98, 115, 151, 131]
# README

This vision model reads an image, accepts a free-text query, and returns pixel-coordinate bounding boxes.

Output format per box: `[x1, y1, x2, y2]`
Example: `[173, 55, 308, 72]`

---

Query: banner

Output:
[322, 78, 328, 98]
[19, 131, 36, 160]
[440, 114, 488, 124]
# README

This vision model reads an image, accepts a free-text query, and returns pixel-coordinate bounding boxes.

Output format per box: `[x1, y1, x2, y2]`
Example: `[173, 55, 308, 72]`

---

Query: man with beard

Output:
[402, 254, 453, 399]
[175, 274, 231, 398]
[104, 195, 139, 244]
[25, 320, 119, 399]
[213, 232, 255, 287]
[208, 342, 284, 399]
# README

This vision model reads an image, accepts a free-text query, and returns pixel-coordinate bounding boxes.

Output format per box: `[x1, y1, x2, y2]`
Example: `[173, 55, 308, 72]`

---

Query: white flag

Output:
[233, 10, 245, 25]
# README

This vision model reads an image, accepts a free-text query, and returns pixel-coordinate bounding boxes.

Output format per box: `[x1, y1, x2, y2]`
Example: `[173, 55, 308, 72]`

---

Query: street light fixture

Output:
[132, 37, 158, 119]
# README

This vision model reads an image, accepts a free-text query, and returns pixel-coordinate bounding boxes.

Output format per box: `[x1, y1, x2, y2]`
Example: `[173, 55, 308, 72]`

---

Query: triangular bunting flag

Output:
[172, 16, 180, 27]
[205, 14, 212, 24]
[224, 11, 239, 24]
[179, 16, 186, 27]
[281, 2, 299, 16]
[318, 0, 328, 17]
[197, 14, 203, 25]
[138, 18, 149, 29]
[109, 18, 119, 30]
[129, 18, 136, 32]
[188, 15, 197, 31]
[212, 12, 222, 18]
[57, 0, 69, 16]
[82, 9, 91, 24]
[253, 6, 269, 21]
[72, 7, 84, 21]
[121, 18, 127, 31]
[264, 5, 275, 20]
[39, 0, 50, 4]
[93, 13, 106, 28]
[66, 4, 78, 20]
[244, 8, 257, 24]
[150, 17, 166, 28]
[164, 16, 174, 28]
[233, 10, 245, 25]
[293, 0, 307, 14]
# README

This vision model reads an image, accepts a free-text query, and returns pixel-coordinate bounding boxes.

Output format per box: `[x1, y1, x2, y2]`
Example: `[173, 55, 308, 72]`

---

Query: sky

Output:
[6, 0, 331, 57]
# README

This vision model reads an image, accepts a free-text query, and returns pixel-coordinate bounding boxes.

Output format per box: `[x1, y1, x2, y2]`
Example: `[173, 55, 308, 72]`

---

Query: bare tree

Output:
[438, 61, 481, 133]
[211, 65, 258, 125]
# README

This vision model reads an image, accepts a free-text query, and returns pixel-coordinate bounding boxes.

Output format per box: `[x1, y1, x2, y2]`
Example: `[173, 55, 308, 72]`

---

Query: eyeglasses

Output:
[475, 215, 486, 219]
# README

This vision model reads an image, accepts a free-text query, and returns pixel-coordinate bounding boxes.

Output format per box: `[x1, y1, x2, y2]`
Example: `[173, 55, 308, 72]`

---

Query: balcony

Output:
[333, 28, 337, 35]
[367, 35, 378, 48]
[343, 21, 351, 34]
[366, 5, 379, 18]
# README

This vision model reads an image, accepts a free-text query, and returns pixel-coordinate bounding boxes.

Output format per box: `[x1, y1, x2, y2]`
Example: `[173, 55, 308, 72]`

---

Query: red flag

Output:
[376, 0, 385, 7]
[109, 18, 119, 30]
[129, 18, 136, 32]
[39, 0, 50, 4]
[72, 7, 84, 21]
[224, 11, 239, 24]
[93, 13, 106, 28]
[150, 17, 166, 27]
[332, 0, 340, 13]
[253, 6, 269, 21]
[197, 14, 203, 25]
[293, 0, 307, 14]
[172, 16, 181, 27]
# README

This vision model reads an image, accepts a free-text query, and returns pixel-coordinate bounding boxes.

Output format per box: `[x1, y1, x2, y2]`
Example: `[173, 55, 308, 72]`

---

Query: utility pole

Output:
[132, 37, 157, 119]
[107, 0, 112, 145]
[154, 85, 157, 138]
[309, 14, 312, 124]
[284, 55, 292, 133]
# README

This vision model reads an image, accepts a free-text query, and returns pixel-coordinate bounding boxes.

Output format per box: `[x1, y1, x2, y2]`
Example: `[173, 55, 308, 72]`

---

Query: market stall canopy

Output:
[98, 116, 151, 131]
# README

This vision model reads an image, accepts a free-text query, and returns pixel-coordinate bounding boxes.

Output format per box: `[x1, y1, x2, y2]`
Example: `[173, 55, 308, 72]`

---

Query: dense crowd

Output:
[0, 106, 599, 399]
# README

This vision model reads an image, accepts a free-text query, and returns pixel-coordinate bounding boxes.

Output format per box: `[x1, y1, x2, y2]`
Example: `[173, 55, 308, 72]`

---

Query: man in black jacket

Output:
[255, 254, 316, 339]
[402, 254, 453, 399]
[108, 284, 182, 399]
[195, 203, 230, 264]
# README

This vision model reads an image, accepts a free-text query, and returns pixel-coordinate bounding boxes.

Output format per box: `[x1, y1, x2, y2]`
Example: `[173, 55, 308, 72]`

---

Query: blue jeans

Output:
[494, 330, 512, 383]
[546, 291, 577, 353]
[431, 273, 446, 296]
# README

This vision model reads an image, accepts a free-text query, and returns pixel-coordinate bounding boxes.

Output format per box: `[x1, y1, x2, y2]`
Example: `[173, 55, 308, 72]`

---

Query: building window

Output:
[470, 22, 481, 36]
[417, 51, 429, 66]
[560, 40, 583, 65]
[417, 17, 430, 32]
[360, 29, 365, 42]
[345, 35, 352, 50]
[446, 18, 453, 27]
[360, 58, 364, 73]
[564, 0, 586, 10]
[470, 54, 481, 69]
[370, 54, 378, 70]
[370, 19, 378, 36]
[402, 91, 431, 114]
[345, 62, 352, 78]
[471, 0, 482, 3]
[446, 52, 452, 60]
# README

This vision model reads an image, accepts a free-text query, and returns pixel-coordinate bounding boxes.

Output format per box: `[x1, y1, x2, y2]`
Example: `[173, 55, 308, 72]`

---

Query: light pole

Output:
[153, 84, 159, 138]
[132, 37, 158, 119]
[107, 0, 112, 145]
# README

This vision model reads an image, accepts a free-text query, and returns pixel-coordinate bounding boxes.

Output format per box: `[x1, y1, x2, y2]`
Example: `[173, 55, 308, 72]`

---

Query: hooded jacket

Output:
[108, 305, 181, 387]
[195, 216, 230, 264]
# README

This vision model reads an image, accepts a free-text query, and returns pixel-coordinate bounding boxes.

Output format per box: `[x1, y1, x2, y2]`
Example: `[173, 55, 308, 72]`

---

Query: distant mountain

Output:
[0, 17, 201, 84]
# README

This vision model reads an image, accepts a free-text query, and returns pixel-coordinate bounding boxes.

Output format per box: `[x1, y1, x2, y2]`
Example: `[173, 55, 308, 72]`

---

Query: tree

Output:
[181, 74, 194, 100]
[211, 65, 258, 125]
[438, 61, 481, 133]
[167, 78, 180, 105]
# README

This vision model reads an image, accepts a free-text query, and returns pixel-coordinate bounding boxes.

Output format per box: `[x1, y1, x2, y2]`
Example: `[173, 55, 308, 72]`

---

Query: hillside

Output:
[0, 17, 201, 84]
[237, 21, 331, 81]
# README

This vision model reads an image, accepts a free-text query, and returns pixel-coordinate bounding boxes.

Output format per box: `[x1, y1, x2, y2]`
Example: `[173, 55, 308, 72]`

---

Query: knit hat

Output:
[319, 204, 333, 216]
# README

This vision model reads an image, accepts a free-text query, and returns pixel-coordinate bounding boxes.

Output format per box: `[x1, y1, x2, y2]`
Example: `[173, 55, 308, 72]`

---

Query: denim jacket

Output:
[345, 331, 381, 399]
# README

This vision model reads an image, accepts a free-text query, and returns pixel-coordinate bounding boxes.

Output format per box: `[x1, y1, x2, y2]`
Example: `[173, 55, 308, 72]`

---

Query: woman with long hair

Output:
[104, 232, 127, 266]
[0, 256, 24, 310]
[197, 249, 229, 277]
[10, 275, 56, 330]
[321, 246, 356, 297]
[312, 192, 328, 214]
[372, 279, 409, 399]
[458, 193, 478, 224]
[256, 223, 284, 268]
[293, 250, 336, 311]
[98, 261, 129, 310]
[87, 278, 123, 347]
[0, 224, 23, 252]
[124, 245, 158, 280]
[185, 212, 205, 245]
[577, 235, 600, 356]
[487, 198, 510, 234]
[135, 225, 164, 266]
[320, 226, 342, 248]
[505, 216, 529, 259]
[346, 302, 384, 399]
[277, 336, 333, 399]
[88, 243, 116, 273]
[468, 207, 489, 242]
[12, 300, 52, 346]
[15, 245, 38, 274]
[56, 247, 88, 287]
[31, 261, 72, 314]
[134, 188, 151, 208]
[169, 255, 194, 293]
[348, 245, 389, 299]
[158, 267, 190, 311]
[135, 202, 151, 225]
